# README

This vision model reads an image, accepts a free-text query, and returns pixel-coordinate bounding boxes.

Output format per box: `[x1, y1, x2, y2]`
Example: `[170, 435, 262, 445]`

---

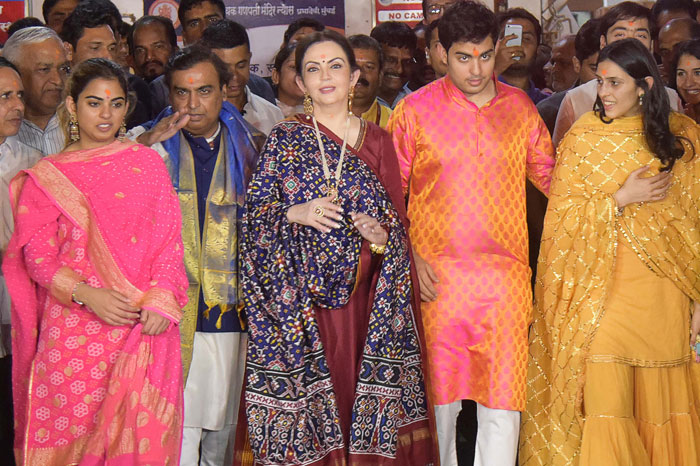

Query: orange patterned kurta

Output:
[387, 77, 555, 410]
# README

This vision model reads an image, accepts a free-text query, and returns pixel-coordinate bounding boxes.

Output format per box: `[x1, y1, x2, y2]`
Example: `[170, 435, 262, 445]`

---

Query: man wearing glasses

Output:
[415, 0, 457, 36]
[371, 21, 418, 109]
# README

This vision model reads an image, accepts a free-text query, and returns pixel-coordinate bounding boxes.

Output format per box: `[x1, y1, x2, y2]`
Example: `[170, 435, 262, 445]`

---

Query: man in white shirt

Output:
[200, 20, 284, 136]
[552, 1, 682, 146]
[3, 26, 70, 156]
[0, 56, 42, 462]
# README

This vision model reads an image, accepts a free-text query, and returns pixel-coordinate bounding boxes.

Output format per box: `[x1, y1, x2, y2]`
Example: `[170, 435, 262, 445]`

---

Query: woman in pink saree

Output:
[2, 59, 188, 465]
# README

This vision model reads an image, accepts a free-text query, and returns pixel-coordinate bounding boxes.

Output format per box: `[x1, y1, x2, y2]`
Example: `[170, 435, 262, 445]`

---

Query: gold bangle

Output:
[72, 281, 87, 306]
[369, 242, 386, 255]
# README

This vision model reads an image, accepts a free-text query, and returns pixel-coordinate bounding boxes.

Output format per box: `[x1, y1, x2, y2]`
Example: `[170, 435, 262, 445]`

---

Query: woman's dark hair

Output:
[439, 0, 498, 53]
[59, 58, 131, 144]
[671, 38, 700, 93]
[594, 39, 691, 170]
[283, 18, 324, 46]
[274, 43, 297, 72]
[164, 45, 232, 89]
[294, 30, 358, 76]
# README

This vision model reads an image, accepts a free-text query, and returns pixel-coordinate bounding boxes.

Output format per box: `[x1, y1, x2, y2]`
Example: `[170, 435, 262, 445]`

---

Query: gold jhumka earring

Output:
[69, 114, 80, 142]
[348, 87, 355, 116]
[118, 121, 127, 142]
[304, 93, 313, 115]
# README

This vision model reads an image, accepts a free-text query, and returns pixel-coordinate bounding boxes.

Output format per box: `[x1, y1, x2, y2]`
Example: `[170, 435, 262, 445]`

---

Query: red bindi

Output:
[105, 89, 111, 97]
[188, 77, 194, 84]
[473, 48, 479, 56]
[320, 54, 326, 59]
[601, 69, 608, 75]
[687, 61, 692, 67]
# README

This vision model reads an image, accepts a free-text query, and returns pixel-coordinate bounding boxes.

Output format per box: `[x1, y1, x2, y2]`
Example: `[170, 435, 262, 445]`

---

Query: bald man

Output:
[658, 17, 700, 83]
[546, 35, 577, 92]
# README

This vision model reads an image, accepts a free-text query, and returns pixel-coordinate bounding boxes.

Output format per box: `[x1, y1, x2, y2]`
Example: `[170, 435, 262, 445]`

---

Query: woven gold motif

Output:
[520, 112, 700, 465]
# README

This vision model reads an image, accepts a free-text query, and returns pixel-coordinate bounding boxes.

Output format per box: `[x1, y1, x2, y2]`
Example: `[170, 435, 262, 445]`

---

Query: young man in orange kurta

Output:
[387, 2, 555, 465]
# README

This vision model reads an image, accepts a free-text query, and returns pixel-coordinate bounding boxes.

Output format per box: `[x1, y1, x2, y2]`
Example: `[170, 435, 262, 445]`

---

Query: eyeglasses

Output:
[427, 2, 456, 15]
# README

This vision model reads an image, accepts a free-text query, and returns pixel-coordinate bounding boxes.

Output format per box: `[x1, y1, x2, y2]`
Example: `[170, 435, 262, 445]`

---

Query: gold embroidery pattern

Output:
[140, 287, 183, 323]
[520, 112, 700, 465]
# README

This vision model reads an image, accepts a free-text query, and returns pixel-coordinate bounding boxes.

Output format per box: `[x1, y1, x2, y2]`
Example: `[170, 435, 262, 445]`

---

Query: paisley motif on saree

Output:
[241, 116, 434, 465]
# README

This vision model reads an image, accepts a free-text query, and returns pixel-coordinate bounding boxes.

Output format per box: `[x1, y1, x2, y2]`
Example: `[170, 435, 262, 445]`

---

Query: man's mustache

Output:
[356, 78, 370, 87]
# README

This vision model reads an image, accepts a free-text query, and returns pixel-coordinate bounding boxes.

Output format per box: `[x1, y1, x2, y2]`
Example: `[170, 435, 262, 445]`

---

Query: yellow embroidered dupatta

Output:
[520, 112, 700, 465]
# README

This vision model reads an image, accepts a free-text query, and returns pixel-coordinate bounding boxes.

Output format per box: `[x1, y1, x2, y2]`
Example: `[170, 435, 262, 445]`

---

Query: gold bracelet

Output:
[369, 242, 386, 255]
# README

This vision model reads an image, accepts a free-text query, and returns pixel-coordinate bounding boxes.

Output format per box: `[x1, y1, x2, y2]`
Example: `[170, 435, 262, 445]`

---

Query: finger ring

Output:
[510, 52, 515, 57]
[314, 206, 325, 217]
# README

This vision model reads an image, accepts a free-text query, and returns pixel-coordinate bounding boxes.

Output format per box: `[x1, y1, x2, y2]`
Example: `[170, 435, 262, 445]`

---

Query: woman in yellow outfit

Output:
[520, 38, 700, 466]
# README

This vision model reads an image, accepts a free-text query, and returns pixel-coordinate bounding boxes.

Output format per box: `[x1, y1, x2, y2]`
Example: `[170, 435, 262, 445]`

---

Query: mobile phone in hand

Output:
[504, 23, 523, 47]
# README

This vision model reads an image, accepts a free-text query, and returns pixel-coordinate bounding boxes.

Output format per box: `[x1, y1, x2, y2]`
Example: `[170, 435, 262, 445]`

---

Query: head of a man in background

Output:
[200, 19, 252, 112]
[0, 58, 27, 144]
[178, 0, 225, 45]
[599, 1, 652, 51]
[425, 19, 447, 78]
[546, 35, 576, 92]
[421, 0, 457, 26]
[658, 17, 700, 82]
[42, 0, 79, 35]
[573, 18, 601, 84]
[61, 0, 122, 65]
[497, 8, 541, 81]
[3, 27, 70, 126]
[348, 34, 384, 114]
[370, 21, 417, 101]
[651, 0, 696, 38]
[129, 15, 178, 82]
[282, 17, 324, 47]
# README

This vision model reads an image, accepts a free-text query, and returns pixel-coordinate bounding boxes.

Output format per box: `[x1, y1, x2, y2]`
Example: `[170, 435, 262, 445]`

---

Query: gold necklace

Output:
[312, 114, 351, 202]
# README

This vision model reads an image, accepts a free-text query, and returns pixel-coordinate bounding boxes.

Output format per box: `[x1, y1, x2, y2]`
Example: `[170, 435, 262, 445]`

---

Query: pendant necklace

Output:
[312, 114, 351, 202]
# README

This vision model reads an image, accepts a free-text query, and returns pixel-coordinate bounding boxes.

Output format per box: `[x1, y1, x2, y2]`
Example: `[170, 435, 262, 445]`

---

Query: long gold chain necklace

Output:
[312, 114, 351, 202]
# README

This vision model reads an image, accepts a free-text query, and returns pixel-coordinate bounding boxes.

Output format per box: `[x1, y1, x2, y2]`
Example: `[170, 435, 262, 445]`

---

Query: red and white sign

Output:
[0, 1, 25, 44]
[375, 0, 423, 27]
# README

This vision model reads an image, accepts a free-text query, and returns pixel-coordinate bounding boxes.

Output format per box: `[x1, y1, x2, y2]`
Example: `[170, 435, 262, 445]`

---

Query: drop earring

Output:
[69, 114, 80, 142]
[118, 121, 126, 142]
[638, 93, 645, 106]
[347, 87, 355, 116]
[304, 93, 313, 115]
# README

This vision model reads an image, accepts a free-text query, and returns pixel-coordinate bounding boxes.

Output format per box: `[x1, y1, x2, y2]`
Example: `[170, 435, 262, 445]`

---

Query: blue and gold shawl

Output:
[241, 116, 432, 464]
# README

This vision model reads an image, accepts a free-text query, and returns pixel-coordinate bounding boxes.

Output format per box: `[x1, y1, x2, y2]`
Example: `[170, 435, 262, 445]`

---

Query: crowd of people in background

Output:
[1, 0, 700, 465]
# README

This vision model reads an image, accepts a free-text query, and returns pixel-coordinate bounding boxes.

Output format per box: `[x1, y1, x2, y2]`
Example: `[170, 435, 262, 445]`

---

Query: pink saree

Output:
[2, 141, 188, 465]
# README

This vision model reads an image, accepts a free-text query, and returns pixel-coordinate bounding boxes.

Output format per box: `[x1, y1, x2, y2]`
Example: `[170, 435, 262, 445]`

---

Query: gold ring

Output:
[510, 52, 515, 57]
[314, 206, 325, 217]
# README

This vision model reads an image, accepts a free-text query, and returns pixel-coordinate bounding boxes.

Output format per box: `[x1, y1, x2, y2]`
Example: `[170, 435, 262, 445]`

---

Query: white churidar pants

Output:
[180, 332, 247, 466]
[434, 400, 520, 466]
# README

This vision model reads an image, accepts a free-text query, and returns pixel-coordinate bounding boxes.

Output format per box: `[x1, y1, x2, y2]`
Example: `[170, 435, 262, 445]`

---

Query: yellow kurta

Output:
[520, 111, 700, 465]
[361, 98, 392, 129]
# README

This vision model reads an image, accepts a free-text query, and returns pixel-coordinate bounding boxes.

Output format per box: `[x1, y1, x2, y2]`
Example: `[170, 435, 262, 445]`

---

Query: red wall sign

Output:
[375, 0, 424, 27]
[0, 0, 25, 44]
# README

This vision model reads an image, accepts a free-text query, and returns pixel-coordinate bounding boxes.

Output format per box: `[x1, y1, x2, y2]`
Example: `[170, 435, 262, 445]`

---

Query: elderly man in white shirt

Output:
[200, 20, 284, 136]
[3, 26, 70, 156]
[0, 56, 42, 460]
